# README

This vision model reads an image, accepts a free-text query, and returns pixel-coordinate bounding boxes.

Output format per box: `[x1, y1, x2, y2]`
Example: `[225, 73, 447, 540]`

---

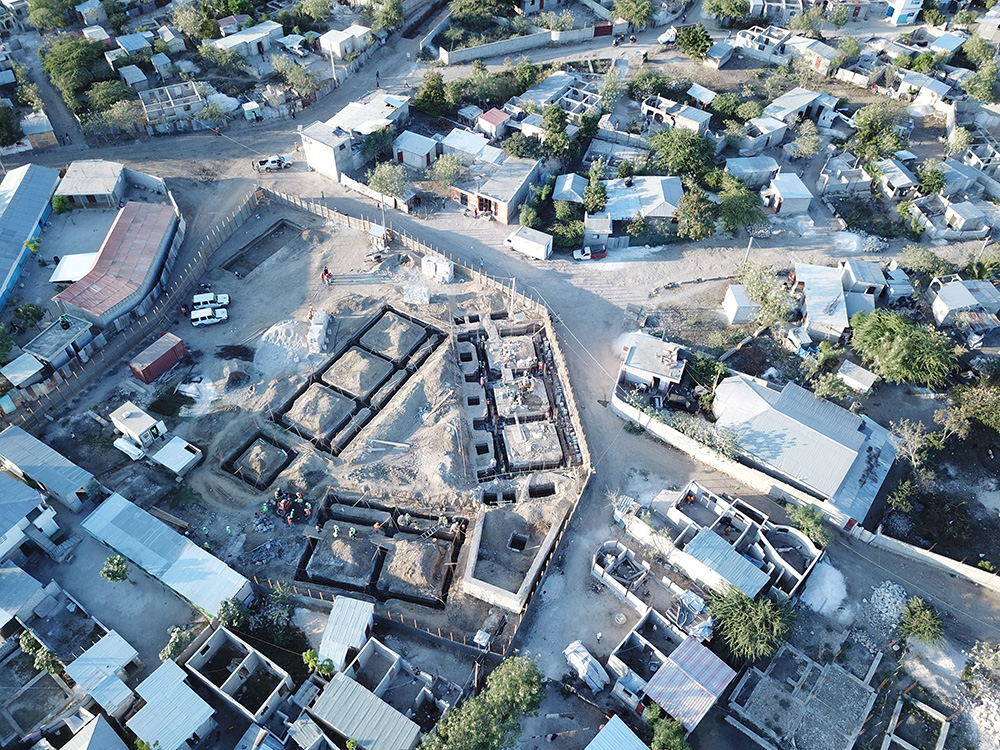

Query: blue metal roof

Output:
[0, 165, 60, 304]
[685, 528, 769, 597]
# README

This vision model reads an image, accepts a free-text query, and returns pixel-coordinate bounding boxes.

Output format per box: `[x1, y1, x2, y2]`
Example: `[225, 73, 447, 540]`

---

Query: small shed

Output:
[242, 101, 262, 122]
[319, 595, 375, 670]
[476, 107, 511, 139]
[157, 26, 186, 54]
[457, 105, 483, 126]
[583, 212, 612, 250]
[945, 201, 986, 231]
[118, 65, 149, 92]
[642, 637, 736, 732]
[584, 715, 649, 750]
[724, 156, 779, 189]
[705, 41, 734, 69]
[761, 172, 813, 215]
[553, 172, 588, 203]
[110, 402, 166, 448]
[840, 258, 886, 295]
[837, 360, 878, 393]
[393, 130, 438, 169]
[151, 52, 172, 80]
[151, 437, 202, 477]
[723, 284, 760, 325]
[0, 352, 45, 388]
[75, 0, 105, 25]
[883, 264, 914, 302]
[686, 83, 717, 107]
[82, 25, 111, 43]
[130, 333, 187, 384]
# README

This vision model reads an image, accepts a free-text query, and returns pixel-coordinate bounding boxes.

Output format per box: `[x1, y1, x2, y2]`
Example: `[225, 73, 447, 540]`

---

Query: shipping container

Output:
[130, 333, 187, 383]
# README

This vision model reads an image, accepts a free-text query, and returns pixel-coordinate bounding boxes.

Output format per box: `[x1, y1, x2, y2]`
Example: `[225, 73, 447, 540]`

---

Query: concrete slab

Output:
[503, 421, 562, 471]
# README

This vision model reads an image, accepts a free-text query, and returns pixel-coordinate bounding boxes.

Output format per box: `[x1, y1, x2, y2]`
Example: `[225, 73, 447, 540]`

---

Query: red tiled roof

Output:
[54, 202, 176, 317]
[479, 108, 511, 127]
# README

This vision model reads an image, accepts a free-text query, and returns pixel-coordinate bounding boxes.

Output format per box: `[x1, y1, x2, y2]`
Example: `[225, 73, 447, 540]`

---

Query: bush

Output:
[899, 244, 954, 277]
[899, 596, 943, 644]
[51, 195, 72, 215]
[789, 504, 832, 546]
[160, 627, 194, 662]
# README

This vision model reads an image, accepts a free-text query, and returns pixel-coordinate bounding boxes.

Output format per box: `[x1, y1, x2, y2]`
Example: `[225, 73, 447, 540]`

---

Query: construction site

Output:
[39, 195, 591, 641]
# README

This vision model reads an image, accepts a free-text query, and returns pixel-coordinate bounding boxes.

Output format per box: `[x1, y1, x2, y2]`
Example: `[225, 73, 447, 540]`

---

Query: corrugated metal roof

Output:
[643, 638, 736, 732]
[319, 597, 373, 664]
[62, 715, 129, 750]
[684, 529, 769, 597]
[0, 426, 94, 501]
[54, 202, 177, 319]
[585, 715, 649, 750]
[478, 107, 510, 127]
[131, 332, 185, 370]
[0, 164, 60, 298]
[0, 561, 43, 626]
[553, 173, 587, 203]
[66, 630, 137, 693]
[0, 471, 44, 531]
[796, 263, 848, 334]
[82, 493, 248, 616]
[311, 672, 420, 750]
[129, 661, 214, 750]
[713, 376, 894, 521]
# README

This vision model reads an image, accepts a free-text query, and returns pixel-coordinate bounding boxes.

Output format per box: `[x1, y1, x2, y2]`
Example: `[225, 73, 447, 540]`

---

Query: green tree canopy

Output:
[41, 36, 113, 112]
[299, 0, 332, 21]
[676, 190, 716, 240]
[709, 586, 795, 660]
[899, 244, 954, 277]
[849, 309, 957, 386]
[789, 504, 832, 546]
[101, 554, 130, 583]
[717, 178, 765, 232]
[361, 126, 396, 163]
[648, 128, 715, 178]
[830, 5, 849, 27]
[962, 61, 998, 102]
[502, 132, 542, 159]
[415, 71, 448, 116]
[916, 159, 945, 195]
[850, 97, 908, 162]
[676, 23, 712, 59]
[899, 597, 943, 644]
[792, 119, 822, 159]
[612, 0, 653, 27]
[734, 261, 795, 326]
[374, 0, 404, 30]
[837, 34, 861, 64]
[272, 53, 321, 95]
[27, 0, 73, 30]
[367, 162, 411, 197]
[0, 106, 23, 148]
[703, 0, 748, 22]
[86, 80, 134, 112]
[964, 34, 996, 68]
[429, 152, 469, 186]
[583, 158, 607, 214]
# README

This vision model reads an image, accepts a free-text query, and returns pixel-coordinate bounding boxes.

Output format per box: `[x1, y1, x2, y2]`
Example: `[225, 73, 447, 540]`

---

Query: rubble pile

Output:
[863, 581, 908, 636]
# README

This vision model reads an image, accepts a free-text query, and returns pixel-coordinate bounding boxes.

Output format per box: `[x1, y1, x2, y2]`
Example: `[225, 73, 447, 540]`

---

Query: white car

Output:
[192, 292, 230, 310]
[255, 156, 293, 172]
[191, 308, 229, 326]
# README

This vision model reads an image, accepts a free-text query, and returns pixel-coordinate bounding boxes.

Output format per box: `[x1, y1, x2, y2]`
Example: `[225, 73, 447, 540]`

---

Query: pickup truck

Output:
[192, 292, 230, 310]
[255, 156, 293, 172]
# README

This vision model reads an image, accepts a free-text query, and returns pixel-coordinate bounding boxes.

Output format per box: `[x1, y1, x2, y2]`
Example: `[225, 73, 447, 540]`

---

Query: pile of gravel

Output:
[862, 581, 908, 636]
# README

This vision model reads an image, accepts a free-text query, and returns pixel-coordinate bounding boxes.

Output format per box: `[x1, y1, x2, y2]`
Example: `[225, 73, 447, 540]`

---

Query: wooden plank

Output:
[149, 506, 189, 530]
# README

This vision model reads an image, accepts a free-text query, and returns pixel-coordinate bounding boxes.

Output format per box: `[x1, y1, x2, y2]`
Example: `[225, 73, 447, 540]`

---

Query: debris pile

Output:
[248, 539, 283, 565]
[862, 581, 907, 636]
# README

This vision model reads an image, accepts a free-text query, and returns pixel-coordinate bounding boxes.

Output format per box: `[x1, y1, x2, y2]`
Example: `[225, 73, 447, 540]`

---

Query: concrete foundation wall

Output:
[868, 528, 1000, 594]
[441, 31, 552, 64]
[421, 12, 453, 51]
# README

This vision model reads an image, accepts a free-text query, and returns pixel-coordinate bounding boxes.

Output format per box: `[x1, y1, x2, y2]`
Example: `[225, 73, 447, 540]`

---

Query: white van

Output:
[191, 308, 228, 326]
[192, 292, 230, 310]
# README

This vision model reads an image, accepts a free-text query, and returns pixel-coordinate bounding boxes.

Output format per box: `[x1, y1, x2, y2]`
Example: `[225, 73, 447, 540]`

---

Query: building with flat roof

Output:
[65, 630, 140, 718]
[54, 201, 182, 329]
[793, 264, 849, 341]
[450, 157, 542, 224]
[210, 20, 283, 59]
[140, 82, 206, 125]
[0, 426, 94, 512]
[23, 315, 95, 370]
[0, 164, 60, 310]
[55, 160, 126, 208]
[128, 661, 215, 750]
[82, 493, 252, 616]
[0, 562, 46, 627]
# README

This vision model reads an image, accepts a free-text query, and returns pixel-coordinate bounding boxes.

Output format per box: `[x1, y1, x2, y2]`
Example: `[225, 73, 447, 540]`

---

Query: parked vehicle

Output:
[192, 292, 230, 310]
[573, 247, 607, 261]
[190, 308, 228, 326]
[504, 226, 553, 260]
[255, 156, 293, 172]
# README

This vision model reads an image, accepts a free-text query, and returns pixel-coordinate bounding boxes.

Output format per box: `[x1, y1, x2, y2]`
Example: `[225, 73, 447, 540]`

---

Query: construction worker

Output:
[403, 513, 411, 525]
[274, 489, 282, 501]
[333, 524, 340, 537]
[262, 501, 269, 513]
[304, 503, 312, 517]
[287, 509, 295, 525]
[349, 527, 357, 539]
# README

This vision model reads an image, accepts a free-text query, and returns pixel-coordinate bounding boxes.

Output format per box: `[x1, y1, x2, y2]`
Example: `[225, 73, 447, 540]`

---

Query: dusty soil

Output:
[322, 347, 394, 398]
[378, 538, 451, 600]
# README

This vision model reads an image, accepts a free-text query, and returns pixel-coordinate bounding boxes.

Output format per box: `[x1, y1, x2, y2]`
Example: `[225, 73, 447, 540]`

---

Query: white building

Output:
[393, 130, 438, 169]
[128, 661, 215, 750]
[761, 172, 813, 215]
[619, 332, 686, 394]
[318, 595, 375, 671]
[793, 263, 849, 341]
[723, 284, 761, 325]
[887, 0, 921, 25]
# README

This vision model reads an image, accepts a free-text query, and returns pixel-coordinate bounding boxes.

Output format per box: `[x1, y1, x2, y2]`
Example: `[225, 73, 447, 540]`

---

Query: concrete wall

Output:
[421, 12, 452, 51]
[578, 0, 614, 20]
[339, 174, 412, 213]
[441, 30, 552, 64]
[867, 527, 1000, 594]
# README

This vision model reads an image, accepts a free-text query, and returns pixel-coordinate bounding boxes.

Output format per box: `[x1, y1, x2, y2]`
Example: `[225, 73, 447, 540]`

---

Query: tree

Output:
[851, 310, 956, 386]
[0, 106, 23, 149]
[899, 597, 943, 644]
[374, 0, 404, 30]
[599, 67, 621, 113]
[550, 220, 584, 247]
[217, 597, 249, 629]
[789, 5, 825, 35]
[736, 100, 764, 120]
[950, 383, 1000, 434]
[421, 655, 543, 750]
[272, 54, 321, 95]
[303, 649, 335, 676]
[82, 100, 146, 138]
[583, 159, 607, 214]
[946, 126, 973, 156]
[612, 0, 653, 27]
[519, 204, 541, 228]
[922, 7, 945, 25]
[160, 627, 194, 662]
[429, 152, 469, 186]
[651, 715, 691, 750]
[361, 127, 396, 163]
[172, 2, 203, 37]
[963, 61, 998, 102]
[887, 479, 915, 513]
[789, 504, 832, 547]
[101, 554, 130, 583]
[27, 0, 73, 30]
[676, 23, 712, 60]
[709, 586, 795, 660]
[502, 132, 542, 159]
[890, 418, 934, 480]
[19, 630, 42, 655]
[910, 51, 937, 73]
[34, 648, 63, 675]
[811, 371, 853, 401]
[628, 70, 671, 101]
[14, 303, 45, 329]
[648, 128, 715, 178]
[676, 190, 716, 240]
[299, 0, 332, 21]
[86, 80, 133, 112]
[953, 8, 978, 28]
[198, 41, 248, 74]
[964, 641, 1000, 677]
[963, 34, 996, 68]
[916, 159, 945, 195]
[850, 97, 908, 162]
[415, 71, 448, 116]
[900, 244, 954, 277]
[830, 4, 849, 27]
[792, 120, 822, 159]
[837, 34, 861, 64]
[703, 0, 748, 23]
[712, 92, 740, 117]
[367, 162, 410, 197]
[734, 262, 796, 326]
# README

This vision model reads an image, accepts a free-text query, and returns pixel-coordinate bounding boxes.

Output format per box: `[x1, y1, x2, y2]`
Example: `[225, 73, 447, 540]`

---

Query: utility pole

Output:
[743, 235, 754, 264]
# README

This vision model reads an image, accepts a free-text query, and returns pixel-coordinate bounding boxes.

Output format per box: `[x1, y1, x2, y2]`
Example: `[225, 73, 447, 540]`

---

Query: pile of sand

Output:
[286, 384, 354, 438]
[254, 319, 312, 378]
[361, 312, 424, 361]
[323, 348, 393, 397]
[381, 539, 446, 596]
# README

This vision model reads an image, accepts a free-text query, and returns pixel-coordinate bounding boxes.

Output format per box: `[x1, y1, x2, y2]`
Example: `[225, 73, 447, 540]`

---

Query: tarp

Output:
[48, 252, 99, 283]
[563, 640, 609, 693]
